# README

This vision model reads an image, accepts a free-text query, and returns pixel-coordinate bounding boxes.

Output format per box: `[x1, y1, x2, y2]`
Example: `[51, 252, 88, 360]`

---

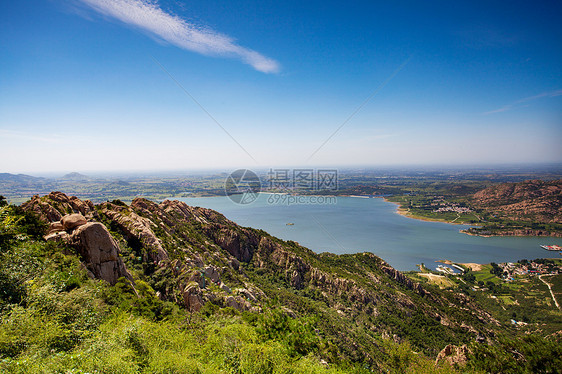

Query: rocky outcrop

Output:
[125, 198, 261, 263]
[225, 295, 251, 311]
[435, 344, 471, 367]
[70, 222, 133, 285]
[22, 191, 500, 353]
[380, 263, 426, 296]
[44, 231, 70, 242]
[203, 265, 220, 283]
[22, 192, 95, 222]
[310, 267, 379, 305]
[21, 195, 132, 286]
[47, 221, 64, 234]
[183, 282, 204, 312]
[212, 228, 255, 262]
[61, 213, 87, 231]
[99, 202, 168, 264]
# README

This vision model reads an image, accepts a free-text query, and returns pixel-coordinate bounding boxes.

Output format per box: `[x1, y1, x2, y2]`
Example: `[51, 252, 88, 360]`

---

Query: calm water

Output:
[174, 194, 562, 271]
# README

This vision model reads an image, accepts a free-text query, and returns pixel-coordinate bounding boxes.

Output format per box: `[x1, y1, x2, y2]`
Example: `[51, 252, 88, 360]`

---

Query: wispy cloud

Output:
[76, 0, 280, 73]
[484, 89, 562, 115]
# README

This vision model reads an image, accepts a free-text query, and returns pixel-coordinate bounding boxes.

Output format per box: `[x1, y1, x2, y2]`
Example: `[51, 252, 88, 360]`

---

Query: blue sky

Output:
[1, 0, 561, 173]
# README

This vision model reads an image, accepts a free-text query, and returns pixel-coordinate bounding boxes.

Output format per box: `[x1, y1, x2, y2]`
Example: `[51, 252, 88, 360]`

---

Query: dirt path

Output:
[539, 275, 561, 310]
[450, 213, 460, 223]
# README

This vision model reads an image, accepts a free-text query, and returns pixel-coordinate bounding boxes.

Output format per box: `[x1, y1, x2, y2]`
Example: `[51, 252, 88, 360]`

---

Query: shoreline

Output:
[382, 197, 472, 226]
[384, 199, 561, 238]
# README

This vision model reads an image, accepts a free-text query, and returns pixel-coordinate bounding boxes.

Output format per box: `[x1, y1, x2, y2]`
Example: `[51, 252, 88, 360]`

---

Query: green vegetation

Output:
[385, 179, 562, 237]
[467, 335, 562, 374]
[1, 195, 561, 373]
[409, 259, 562, 335]
[385, 194, 481, 225]
[0, 199, 462, 373]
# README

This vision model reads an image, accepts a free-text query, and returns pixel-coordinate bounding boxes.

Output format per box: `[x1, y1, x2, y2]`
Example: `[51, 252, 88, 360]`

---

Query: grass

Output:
[547, 274, 562, 296]
[472, 265, 501, 285]
[497, 295, 517, 305]
[416, 273, 456, 289]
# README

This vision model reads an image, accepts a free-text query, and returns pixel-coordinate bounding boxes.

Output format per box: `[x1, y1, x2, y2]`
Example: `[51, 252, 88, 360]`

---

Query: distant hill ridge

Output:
[61, 172, 89, 180]
[472, 179, 562, 224]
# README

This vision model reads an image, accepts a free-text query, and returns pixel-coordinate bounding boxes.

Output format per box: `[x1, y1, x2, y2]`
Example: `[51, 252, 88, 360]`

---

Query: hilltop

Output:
[60, 172, 91, 181]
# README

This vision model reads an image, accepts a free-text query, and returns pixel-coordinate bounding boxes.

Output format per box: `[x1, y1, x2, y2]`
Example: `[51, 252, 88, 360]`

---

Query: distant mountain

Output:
[60, 172, 90, 181]
[0, 173, 55, 203]
[0, 173, 46, 183]
[0, 173, 50, 191]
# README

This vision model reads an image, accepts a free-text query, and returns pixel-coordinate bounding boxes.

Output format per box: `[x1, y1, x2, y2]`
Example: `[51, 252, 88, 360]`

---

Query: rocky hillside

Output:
[19, 192, 502, 363]
[464, 179, 562, 237]
[472, 179, 562, 224]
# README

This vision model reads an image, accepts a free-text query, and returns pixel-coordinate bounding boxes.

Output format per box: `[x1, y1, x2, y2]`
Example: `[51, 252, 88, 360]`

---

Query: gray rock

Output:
[204, 265, 220, 283]
[183, 283, 203, 312]
[61, 213, 87, 231]
[219, 282, 231, 294]
[189, 270, 205, 288]
[225, 295, 250, 311]
[71, 222, 132, 285]
[47, 221, 64, 234]
[44, 231, 70, 242]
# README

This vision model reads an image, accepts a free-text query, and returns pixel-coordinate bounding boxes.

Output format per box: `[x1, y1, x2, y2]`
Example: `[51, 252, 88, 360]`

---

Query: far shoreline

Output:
[382, 197, 474, 227]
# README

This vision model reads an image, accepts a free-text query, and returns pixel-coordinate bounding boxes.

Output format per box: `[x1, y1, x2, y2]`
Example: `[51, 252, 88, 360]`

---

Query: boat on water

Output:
[286, 223, 294, 226]
[540, 245, 562, 251]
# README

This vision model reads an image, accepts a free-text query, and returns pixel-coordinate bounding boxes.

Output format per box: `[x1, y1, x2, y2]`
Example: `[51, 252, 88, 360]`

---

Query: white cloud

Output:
[484, 89, 562, 115]
[77, 0, 280, 73]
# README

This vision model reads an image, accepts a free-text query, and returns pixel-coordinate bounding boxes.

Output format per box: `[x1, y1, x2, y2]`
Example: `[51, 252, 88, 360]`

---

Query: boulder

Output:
[188, 270, 205, 288]
[47, 221, 64, 234]
[219, 282, 231, 294]
[70, 222, 132, 285]
[204, 265, 220, 283]
[435, 344, 471, 367]
[98, 204, 168, 264]
[61, 213, 87, 231]
[183, 283, 204, 312]
[44, 231, 70, 242]
[225, 295, 250, 311]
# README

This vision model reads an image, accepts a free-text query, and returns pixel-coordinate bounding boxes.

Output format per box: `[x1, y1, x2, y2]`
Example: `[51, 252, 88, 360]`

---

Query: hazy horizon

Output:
[3, 162, 562, 179]
[1, 1, 561, 172]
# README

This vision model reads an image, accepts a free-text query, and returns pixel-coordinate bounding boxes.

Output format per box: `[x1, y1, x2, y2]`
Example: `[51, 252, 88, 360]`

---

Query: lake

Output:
[174, 194, 562, 271]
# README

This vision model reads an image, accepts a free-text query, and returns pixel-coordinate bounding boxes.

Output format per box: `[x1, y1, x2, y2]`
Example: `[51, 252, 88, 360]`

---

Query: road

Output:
[539, 274, 560, 311]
